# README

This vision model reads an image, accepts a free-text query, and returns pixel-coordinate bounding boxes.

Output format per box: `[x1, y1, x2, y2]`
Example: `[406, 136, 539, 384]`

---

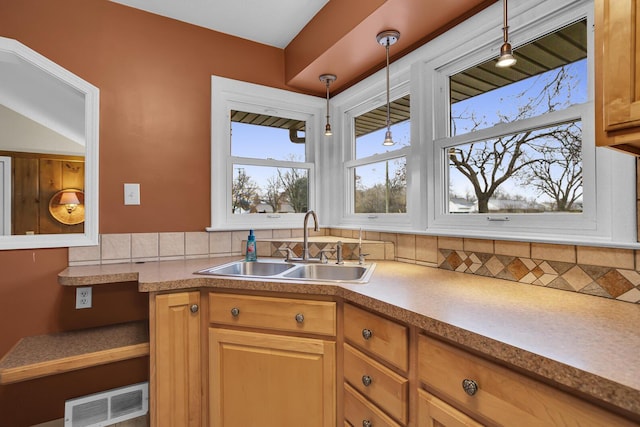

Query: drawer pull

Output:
[295, 313, 304, 323]
[462, 378, 479, 396]
[230, 307, 240, 317]
[362, 420, 372, 427]
[190, 304, 199, 313]
[361, 375, 372, 387]
[362, 328, 373, 340]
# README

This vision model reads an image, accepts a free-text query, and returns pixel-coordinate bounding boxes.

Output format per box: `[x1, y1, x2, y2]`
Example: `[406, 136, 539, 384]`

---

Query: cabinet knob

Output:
[362, 328, 373, 340]
[190, 304, 199, 313]
[230, 307, 240, 317]
[462, 378, 479, 396]
[295, 313, 304, 323]
[361, 375, 372, 387]
[362, 420, 372, 427]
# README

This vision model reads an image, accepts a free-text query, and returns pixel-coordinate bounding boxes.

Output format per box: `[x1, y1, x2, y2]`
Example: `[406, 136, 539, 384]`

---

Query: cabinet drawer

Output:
[418, 335, 637, 427]
[344, 344, 408, 424]
[344, 304, 408, 372]
[209, 293, 336, 336]
[417, 389, 484, 427]
[344, 383, 402, 427]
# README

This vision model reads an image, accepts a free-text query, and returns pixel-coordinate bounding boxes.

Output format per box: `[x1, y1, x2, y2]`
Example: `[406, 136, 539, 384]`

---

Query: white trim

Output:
[417, 0, 636, 246]
[0, 156, 10, 235]
[209, 76, 325, 230]
[0, 37, 99, 249]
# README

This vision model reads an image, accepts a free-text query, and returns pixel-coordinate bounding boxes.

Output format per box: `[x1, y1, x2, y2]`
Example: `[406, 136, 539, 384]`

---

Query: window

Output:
[209, 76, 324, 230]
[424, 0, 636, 244]
[447, 21, 587, 215]
[339, 76, 414, 228]
[352, 96, 410, 214]
[230, 112, 310, 215]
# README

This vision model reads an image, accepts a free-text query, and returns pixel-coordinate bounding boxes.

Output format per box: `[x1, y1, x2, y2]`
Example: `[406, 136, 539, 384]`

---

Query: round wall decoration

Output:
[48, 189, 85, 225]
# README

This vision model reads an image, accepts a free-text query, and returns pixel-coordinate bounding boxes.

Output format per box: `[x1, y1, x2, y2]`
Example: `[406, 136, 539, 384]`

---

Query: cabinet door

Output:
[596, 0, 640, 152]
[152, 291, 201, 427]
[417, 389, 484, 427]
[209, 328, 336, 427]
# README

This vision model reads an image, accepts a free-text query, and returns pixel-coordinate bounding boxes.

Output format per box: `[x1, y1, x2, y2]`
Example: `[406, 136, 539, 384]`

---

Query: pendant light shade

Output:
[319, 74, 336, 136]
[496, 0, 517, 68]
[377, 30, 400, 146]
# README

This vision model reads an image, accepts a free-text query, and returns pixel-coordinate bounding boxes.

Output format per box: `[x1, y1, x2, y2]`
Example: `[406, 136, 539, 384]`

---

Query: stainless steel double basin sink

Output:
[196, 258, 375, 284]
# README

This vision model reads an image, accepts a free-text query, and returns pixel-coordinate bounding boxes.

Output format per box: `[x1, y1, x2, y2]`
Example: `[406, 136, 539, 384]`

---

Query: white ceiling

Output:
[109, 0, 329, 48]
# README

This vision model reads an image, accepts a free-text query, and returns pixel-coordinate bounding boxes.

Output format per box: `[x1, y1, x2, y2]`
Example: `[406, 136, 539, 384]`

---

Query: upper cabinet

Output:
[595, 0, 640, 154]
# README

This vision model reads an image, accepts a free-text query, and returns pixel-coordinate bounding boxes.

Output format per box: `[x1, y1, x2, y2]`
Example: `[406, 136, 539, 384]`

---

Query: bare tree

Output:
[232, 168, 259, 213]
[449, 65, 583, 213]
[278, 168, 308, 213]
[522, 122, 583, 211]
[263, 176, 282, 213]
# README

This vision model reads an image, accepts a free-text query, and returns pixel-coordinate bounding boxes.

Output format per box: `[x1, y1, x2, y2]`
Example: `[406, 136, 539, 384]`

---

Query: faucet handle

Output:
[335, 241, 344, 265]
[358, 253, 370, 265]
[319, 248, 335, 264]
[279, 248, 296, 262]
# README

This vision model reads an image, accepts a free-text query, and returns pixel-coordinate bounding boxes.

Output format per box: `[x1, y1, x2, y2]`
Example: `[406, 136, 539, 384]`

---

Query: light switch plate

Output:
[124, 183, 140, 205]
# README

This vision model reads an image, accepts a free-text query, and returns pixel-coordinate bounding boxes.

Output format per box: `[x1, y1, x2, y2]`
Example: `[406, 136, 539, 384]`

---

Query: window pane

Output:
[232, 164, 309, 214]
[231, 110, 305, 161]
[448, 121, 583, 214]
[450, 21, 587, 136]
[355, 95, 410, 159]
[354, 158, 406, 213]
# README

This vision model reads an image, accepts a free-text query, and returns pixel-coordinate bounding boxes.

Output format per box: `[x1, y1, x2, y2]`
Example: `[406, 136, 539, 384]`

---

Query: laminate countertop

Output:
[59, 256, 640, 420]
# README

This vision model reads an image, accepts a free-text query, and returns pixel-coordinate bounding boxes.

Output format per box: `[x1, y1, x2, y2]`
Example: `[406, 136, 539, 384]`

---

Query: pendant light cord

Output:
[385, 41, 391, 132]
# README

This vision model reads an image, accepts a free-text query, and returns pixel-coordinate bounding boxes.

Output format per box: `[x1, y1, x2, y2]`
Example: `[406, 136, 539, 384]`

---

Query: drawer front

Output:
[209, 293, 336, 336]
[344, 304, 408, 372]
[344, 344, 408, 424]
[418, 335, 637, 427]
[417, 389, 484, 427]
[344, 383, 403, 427]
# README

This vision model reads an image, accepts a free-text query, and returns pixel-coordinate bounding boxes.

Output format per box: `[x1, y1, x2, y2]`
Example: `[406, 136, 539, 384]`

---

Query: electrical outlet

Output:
[76, 287, 92, 309]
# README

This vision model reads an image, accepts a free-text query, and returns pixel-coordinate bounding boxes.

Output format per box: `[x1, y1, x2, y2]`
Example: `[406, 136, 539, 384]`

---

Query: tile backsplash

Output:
[69, 228, 640, 304]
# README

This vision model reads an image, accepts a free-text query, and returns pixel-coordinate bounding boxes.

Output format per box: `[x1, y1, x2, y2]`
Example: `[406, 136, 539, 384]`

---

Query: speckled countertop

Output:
[59, 257, 640, 419]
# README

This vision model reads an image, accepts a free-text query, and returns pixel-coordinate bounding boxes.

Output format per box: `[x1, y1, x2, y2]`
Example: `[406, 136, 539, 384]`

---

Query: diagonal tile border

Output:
[437, 249, 640, 304]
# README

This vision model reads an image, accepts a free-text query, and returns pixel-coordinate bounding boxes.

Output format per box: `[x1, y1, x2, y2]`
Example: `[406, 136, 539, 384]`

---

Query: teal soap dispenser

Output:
[245, 229, 257, 261]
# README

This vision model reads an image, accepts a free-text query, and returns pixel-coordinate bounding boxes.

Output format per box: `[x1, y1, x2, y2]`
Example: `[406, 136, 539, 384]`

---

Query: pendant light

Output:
[319, 74, 336, 136]
[376, 30, 400, 146]
[496, 0, 517, 68]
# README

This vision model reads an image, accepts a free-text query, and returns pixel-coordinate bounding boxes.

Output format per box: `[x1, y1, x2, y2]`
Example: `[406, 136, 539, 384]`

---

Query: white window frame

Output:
[417, 0, 636, 246]
[209, 76, 325, 230]
[332, 66, 419, 230]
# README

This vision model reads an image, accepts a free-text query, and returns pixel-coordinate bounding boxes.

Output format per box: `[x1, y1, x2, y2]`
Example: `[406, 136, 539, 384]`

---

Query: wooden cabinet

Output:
[595, 0, 640, 154]
[417, 389, 484, 427]
[208, 292, 336, 427]
[151, 291, 201, 427]
[343, 303, 408, 372]
[343, 303, 409, 426]
[418, 334, 637, 427]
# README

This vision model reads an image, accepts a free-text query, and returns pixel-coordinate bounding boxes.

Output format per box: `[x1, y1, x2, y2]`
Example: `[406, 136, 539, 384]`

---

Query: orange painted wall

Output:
[0, 0, 292, 425]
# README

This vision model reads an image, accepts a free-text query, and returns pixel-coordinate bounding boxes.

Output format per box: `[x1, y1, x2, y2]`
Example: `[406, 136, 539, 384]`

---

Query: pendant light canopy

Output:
[376, 30, 400, 146]
[319, 74, 336, 136]
[496, 0, 516, 68]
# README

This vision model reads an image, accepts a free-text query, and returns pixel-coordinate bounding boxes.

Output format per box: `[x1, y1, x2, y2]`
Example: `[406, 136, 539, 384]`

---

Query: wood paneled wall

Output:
[2, 151, 84, 236]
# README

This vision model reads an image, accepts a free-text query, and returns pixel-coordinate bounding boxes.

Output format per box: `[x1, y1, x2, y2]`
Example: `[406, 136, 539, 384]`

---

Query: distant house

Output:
[449, 197, 547, 213]
[449, 198, 476, 213]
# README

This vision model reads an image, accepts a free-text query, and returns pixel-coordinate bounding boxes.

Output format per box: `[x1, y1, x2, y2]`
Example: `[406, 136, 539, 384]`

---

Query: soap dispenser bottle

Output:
[245, 229, 257, 261]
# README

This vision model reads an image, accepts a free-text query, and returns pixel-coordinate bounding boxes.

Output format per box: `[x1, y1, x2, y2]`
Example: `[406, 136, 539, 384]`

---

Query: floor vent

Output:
[64, 382, 148, 427]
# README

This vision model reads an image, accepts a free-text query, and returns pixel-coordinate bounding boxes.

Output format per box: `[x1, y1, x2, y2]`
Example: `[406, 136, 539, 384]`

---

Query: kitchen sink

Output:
[282, 263, 372, 282]
[195, 259, 375, 284]
[196, 260, 296, 277]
